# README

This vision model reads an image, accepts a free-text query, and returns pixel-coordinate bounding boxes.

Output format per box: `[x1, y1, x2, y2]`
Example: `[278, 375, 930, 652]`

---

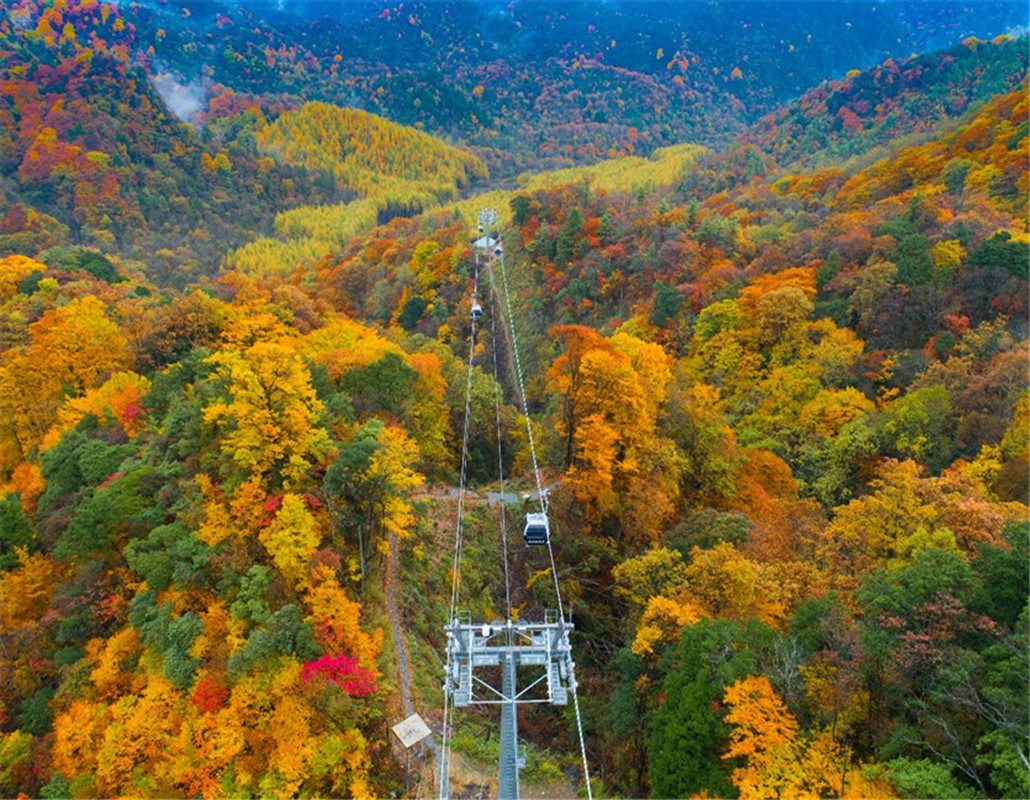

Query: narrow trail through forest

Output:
[385, 527, 442, 799]
[386, 528, 415, 720]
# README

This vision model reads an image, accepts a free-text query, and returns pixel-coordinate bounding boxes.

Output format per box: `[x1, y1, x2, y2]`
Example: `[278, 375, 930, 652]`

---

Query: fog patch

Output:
[151, 71, 207, 123]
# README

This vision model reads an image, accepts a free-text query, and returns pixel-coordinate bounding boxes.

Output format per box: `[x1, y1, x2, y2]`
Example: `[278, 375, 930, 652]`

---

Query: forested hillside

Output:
[0, 2, 1028, 799]
[227, 101, 488, 276]
[0, 0, 486, 283]
[742, 36, 1029, 168]
[124, 0, 1027, 175]
[0, 0, 349, 282]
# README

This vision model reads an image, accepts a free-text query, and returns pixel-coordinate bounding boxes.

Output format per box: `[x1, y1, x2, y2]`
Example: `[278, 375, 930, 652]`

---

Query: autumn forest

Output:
[0, 1, 1028, 799]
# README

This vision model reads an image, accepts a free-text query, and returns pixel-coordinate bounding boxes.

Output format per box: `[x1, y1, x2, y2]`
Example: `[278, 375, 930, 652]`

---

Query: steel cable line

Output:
[439, 260, 480, 799]
[440, 217, 593, 800]
[492, 228, 594, 800]
[488, 270, 514, 625]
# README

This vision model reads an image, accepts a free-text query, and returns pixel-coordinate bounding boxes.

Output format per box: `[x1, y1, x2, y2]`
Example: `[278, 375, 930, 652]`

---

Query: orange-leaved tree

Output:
[723, 675, 897, 799]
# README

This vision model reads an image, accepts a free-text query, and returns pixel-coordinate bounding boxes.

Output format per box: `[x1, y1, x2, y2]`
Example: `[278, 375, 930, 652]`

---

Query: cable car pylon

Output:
[438, 209, 591, 800]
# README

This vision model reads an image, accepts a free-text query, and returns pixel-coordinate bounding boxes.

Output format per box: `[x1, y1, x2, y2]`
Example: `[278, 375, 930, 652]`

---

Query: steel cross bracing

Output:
[444, 612, 575, 708]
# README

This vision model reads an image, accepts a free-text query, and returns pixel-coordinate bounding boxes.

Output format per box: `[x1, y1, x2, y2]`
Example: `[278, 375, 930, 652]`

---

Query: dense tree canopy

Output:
[0, 3, 1026, 798]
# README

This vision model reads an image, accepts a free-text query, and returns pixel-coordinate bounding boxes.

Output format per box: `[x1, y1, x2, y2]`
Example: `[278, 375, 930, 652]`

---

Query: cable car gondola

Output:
[471, 302, 483, 321]
[524, 512, 549, 546]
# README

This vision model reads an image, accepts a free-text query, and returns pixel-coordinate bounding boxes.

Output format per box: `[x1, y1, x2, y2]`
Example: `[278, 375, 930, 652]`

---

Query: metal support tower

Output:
[442, 613, 575, 798]
[478, 207, 497, 232]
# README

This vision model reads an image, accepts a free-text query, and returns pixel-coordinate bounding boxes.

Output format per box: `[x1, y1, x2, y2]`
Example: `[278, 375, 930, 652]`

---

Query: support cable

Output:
[492, 229, 593, 800]
[447, 267, 477, 625]
[488, 278, 514, 624]
[494, 239, 547, 516]
[440, 256, 481, 799]
[494, 242, 565, 616]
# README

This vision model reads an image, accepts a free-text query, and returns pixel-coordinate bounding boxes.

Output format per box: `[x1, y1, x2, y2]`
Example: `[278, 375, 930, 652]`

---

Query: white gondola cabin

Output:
[471, 302, 483, 321]
[524, 512, 549, 546]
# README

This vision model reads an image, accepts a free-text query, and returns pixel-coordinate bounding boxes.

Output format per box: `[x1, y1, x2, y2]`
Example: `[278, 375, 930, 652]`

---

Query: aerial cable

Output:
[494, 237, 548, 516]
[493, 242, 566, 611]
[440, 251, 481, 799]
[488, 278, 514, 624]
[493, 232, 594, 800]
[442, 214, 592, 800]
[447, 283, 477, 623]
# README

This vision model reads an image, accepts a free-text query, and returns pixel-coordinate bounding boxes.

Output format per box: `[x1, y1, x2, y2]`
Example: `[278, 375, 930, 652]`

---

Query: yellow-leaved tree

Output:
[547, 325, 680, 539]
[40, 370, 151, 450]
[0, 295, 127, 471]
[304, 563, 383, 672]
[203, 340, 333, 489]
[259, 493, 322, 585]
